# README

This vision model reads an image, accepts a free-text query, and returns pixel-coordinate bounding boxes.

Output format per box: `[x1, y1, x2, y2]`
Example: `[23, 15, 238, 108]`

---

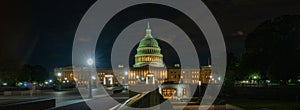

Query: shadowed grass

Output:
[226, 99, 300, 110]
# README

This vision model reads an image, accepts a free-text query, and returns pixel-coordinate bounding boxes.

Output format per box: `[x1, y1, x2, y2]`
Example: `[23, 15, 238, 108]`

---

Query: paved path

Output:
[0, 88, 110, 107]
[1, 88, 130, 110]
[51, 94, 129, 110]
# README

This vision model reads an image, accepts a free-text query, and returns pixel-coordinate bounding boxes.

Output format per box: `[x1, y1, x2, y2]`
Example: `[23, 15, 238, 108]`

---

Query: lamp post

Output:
[124, 72, 128, 89]
[198, 81, 202, 97]
[92, 76, 98, 88]
[87, 58, 93, 98]
[56, 72, 62, 90]
[57, 72, 62, 82]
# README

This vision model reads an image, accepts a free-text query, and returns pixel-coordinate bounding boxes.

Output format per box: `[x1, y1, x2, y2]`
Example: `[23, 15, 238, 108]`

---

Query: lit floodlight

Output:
[253, 76, 257, 79]
[92, 76, 96, 80]
[87, 58, 93, 98]
[87, 58, 93, 65]
[57, 72, 62, 77]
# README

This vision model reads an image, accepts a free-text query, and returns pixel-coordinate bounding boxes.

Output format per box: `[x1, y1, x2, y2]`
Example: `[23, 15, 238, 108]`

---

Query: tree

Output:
[18, 64, 32, 81]
[0, 63, 20, 86]
[0, 64, 49, 86]
[224, 52, 244, 87]
[31, 65, 49, 82]
[242, 15, 300, 83]
[18, 64, 49, 82]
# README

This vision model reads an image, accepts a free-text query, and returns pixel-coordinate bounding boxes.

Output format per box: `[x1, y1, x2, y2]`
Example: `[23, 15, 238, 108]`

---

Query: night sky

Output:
[1, 0, 300, 71]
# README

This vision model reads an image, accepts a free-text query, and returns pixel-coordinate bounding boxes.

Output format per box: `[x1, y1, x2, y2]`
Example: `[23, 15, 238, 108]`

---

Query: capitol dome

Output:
[133, 23, 165, 68]
[138, 34, 159, 48]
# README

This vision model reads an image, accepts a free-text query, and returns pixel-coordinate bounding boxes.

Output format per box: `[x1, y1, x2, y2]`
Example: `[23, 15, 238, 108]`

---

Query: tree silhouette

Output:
[224, 52, 243, 87]
[242, 15, 300, 83]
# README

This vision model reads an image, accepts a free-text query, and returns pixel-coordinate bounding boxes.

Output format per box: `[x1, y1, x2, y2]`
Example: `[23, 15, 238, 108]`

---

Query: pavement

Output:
[51, 93, 129, 110]
[0, 87, 129, 110]
[0, 89, 83, 106]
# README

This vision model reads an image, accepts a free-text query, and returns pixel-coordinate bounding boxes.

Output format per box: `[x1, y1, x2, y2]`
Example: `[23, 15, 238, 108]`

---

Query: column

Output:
[146, 77, 148, 84]
[104, 77, 106, 85]
[152, 77, 155, 84]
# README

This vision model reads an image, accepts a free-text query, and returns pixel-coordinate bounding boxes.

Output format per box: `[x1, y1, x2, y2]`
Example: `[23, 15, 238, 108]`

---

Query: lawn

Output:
[226, 99, 300, 110]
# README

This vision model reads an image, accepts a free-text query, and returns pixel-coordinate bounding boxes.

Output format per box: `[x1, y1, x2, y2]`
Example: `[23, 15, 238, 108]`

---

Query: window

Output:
[183, 88, 187, 96]
[162, 88, 176, 98]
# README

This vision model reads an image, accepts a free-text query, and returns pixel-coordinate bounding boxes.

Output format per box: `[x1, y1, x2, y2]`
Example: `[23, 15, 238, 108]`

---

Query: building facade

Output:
[129, 23, 167, 85]
[53, 23, 213, 98]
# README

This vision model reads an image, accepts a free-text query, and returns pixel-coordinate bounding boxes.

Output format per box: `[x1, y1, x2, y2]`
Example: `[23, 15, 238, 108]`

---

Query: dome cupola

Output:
[133, 22, 164, 68]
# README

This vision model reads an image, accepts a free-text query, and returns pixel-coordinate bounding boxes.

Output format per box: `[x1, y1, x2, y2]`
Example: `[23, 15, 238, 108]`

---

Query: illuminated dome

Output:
[138, 34, 159, 48]
[133, 23, 164, 68]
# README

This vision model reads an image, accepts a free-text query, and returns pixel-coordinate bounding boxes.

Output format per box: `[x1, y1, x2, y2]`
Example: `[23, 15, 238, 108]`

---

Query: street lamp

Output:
[57, 72, 62, 83]
[124, 72, 128, 89]
[56, 72, 62, 90]
[57, 72, 62, 77]
[253, 76, 257, 79]
[87, 58, 93, 98]
[57, 72, 62, 79]
[198, 81, 202, 97]
[87, 58, 93, 65]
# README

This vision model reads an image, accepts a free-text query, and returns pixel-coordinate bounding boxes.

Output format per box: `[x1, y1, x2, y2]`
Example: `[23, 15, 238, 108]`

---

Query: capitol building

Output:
[130, 23, 167, 85]
[54, 23, 213, 98]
